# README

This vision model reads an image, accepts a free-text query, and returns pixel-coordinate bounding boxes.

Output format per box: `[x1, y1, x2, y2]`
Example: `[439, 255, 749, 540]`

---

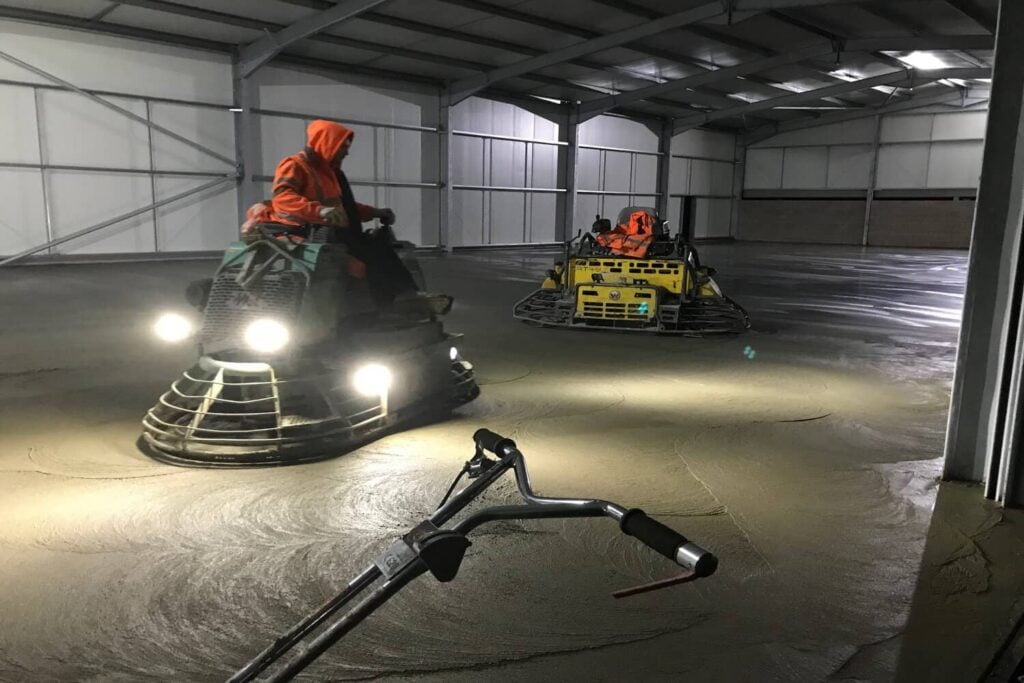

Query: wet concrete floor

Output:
[0, 244, 975, 681]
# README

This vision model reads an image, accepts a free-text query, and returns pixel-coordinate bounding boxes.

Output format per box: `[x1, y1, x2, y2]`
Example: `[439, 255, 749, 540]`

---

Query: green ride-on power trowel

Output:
[140, 222, 479, 467]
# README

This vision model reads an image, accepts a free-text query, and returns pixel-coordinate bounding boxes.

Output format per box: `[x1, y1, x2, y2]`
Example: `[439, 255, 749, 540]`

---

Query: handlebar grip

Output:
[473, 428, 516, 456]
[620, 509, 718, 578]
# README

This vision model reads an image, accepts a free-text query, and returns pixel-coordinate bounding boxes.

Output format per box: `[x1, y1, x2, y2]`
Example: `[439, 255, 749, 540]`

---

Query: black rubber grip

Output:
[473, 428, 515, 455]
[620, 509, 718, 577]
[620, 509, 687, 560]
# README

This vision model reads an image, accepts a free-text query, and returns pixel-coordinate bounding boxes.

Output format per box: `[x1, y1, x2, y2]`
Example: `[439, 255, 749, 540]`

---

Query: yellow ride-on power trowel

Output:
[513, 207, 749, 335]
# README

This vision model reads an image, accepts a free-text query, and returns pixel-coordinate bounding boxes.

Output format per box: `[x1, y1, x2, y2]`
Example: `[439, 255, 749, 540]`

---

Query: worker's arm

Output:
[356, 203, 376, 222]
[360, 205, 396, 224]
[271, 157, 327, 225]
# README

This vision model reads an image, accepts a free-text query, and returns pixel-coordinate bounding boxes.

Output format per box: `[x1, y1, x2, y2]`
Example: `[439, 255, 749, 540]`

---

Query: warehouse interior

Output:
[3, 0, 1024, 680]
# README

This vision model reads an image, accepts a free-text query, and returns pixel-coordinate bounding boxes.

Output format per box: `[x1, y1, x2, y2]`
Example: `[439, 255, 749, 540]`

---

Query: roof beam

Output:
[0, 4, 231, 52]
[445, 0, 723, 104]
[944, 0, 998, 33]
[744, 90, 979, 144]
[581, 36, 994, 121]
[110, 0, 674, 108]
[445, 0, 945, 104]
[0, 5, 445, 87]
[236, 0, 391, 77]
[677, 66, 991, 132]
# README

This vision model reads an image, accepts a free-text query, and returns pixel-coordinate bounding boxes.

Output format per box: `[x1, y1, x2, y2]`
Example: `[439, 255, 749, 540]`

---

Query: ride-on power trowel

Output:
[514, 207, 749, 335]
[141, 222, 479, 467]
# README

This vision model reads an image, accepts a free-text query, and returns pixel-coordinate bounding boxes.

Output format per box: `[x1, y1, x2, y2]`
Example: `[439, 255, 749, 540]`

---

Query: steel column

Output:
[656, 119, 673, 219]
[32, 88, 54, 252]
[944, 0, 1024, 501]
[439, 104, 454, 250]
[730, 138, 746, 239]
[558, 107, 580, 241]
[233, 64, 261, 226]
[862, 115, 883, 247]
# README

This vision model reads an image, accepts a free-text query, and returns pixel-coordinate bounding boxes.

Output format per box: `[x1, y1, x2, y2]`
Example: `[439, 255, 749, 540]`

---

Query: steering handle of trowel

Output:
[471, 428, 717, 576]
[231, 430, 717, 682]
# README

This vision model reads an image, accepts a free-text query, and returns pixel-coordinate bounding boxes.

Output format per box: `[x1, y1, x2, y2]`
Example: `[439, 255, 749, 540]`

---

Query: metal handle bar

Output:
[230, 429, 716, 682]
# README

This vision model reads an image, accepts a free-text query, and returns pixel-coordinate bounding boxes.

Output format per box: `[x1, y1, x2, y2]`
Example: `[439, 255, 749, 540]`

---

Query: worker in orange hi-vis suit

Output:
[247, 119, 441, 311]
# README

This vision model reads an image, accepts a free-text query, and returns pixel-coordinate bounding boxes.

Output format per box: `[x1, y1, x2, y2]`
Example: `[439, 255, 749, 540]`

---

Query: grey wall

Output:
[741, 105, 989, 248]
[0, 20, 237, 256]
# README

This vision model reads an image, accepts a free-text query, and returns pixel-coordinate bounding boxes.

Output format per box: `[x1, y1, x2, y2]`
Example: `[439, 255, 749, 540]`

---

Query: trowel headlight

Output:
[244, 318, 290, 353]
[353, 363, 392, 397]
[153, 312, 193, 343]
[449, 346, 459, 361]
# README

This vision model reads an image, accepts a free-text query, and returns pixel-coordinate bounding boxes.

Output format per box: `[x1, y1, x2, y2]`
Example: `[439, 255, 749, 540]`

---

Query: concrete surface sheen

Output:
[0, 244, 972, 681]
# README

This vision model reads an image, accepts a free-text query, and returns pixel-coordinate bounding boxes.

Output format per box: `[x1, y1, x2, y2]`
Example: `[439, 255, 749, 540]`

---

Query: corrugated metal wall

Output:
[746, 111, 987, 193]
[0, 21, 237, 256]
[1, 21, 740, 256]
[741, 106, 988, 247]
[450, 97, 559, 246]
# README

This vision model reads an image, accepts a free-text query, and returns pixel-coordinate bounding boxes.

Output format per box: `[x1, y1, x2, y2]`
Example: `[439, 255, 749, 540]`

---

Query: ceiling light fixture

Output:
[898, 51, 947, 70]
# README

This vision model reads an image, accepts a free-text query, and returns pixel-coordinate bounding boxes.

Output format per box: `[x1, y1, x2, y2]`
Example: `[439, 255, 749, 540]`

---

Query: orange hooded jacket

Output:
[269, 120, 375, 227]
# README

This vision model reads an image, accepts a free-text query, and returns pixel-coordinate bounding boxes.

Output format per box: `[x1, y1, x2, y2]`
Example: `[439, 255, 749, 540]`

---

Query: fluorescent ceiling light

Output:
[898, 51, 947, 70]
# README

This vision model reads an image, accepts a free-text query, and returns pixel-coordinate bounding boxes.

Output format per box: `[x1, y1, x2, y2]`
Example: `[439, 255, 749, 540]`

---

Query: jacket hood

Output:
[306, 119, 353, 165]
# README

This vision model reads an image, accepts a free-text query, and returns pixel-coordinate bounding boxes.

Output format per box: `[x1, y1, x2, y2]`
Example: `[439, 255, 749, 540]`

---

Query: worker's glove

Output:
[319, 206, 349, 227]
[374, 207, 396, 225]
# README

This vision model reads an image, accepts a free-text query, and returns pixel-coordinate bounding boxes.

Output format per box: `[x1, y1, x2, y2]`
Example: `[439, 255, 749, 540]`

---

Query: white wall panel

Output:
[577, 148, 603, 191]
[257, 66, 435, 128]
[532, 145, 558, 188]
[577, 195, 602, 226]
[603, 151, 633, 192]
[489, 193, 527, 244]
[150, 103, 234, 172]
[693, 198, 732, 239]
[877, 143, 930, 188]
[755, 119, 876, 148]
[40, 91, 150, 169]
[0, 21, 231, 102]
[48, 172, 155, 254]
[709, 161, 733, 195]
[673, 129, 734, 160]
[782, 147, 828, 188]
[881, 114, 933, 143]
[928, 142, 983, 188]
[635, 154, 658, 193]
[0, 169, 47, 254]
[258, 115, 306, 177]
[529, 194, 557, 242]
[453, 136, 485, 185]
[669, 156, 692, 195]
[932, 112, 987, 141]
[452, 190, 484, 246]
[489, 140, 527, 187]
[0, 85, 41, 164]
[689, 160, 714, 195]
[580, 115, 658, 151]
[745, 148, 783, 189]
[827, 145, 873, 189]
[155, 177, 237, 252]
[375, 128, 426, 184]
